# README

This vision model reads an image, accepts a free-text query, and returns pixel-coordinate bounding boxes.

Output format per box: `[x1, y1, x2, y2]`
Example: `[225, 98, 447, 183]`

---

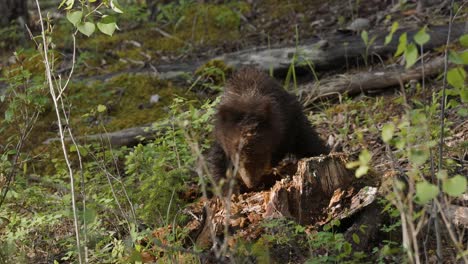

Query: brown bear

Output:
[208, 68, 329, 192]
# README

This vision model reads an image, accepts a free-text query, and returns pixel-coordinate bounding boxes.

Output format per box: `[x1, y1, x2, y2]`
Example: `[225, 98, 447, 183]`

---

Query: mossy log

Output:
[300, 55, 446, 104]
[19, 23, 462, 96]
[42, 124, 157, 146]
[217, 24, 465, 75]
[185, 153, 379, 250]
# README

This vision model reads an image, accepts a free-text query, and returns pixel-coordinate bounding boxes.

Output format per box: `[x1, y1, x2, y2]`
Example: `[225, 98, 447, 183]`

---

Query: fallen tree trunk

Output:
[300, 55, 446, 104]
[217, 24, 465, 76]
[40, 24, 464, 147]
[43, 124, 157, 146]
[23, 23, 464, 95]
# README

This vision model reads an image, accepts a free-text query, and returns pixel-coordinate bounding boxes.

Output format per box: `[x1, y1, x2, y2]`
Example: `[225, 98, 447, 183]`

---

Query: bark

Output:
[181, 154, 380, 249]
[43, 124, 158, 147]
[217, 24, 466, 76]
[300, 56, 446, 104]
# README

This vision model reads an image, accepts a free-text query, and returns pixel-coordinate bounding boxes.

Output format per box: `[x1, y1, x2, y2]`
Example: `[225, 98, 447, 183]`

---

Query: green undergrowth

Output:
[68, 74, 197, 134]
[50, 1, 250, 77]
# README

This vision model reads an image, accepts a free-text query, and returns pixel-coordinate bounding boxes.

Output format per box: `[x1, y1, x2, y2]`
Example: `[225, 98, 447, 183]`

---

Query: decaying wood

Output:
[14, 23, 461, 98]
[343, 203, 382, 252]
[445, 204, 468, 228]
[265, 155, 355, 225]
[183, 153, 379, 249]
[300, 56, 446, 104]
[217, 24, 465, 75]
[42, 124, 158, 147]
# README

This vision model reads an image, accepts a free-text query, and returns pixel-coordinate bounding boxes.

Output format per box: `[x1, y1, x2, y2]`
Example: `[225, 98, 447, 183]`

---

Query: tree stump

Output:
[183, 153, 379, 249]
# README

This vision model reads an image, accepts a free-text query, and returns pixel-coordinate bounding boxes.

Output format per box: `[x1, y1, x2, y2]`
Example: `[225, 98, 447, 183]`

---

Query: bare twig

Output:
[436, 0, 455, 262]
[34, 1, 83, 263]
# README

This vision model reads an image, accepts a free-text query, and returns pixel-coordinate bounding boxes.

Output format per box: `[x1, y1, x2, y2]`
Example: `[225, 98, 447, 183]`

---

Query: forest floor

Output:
[0, 0, 467, 263]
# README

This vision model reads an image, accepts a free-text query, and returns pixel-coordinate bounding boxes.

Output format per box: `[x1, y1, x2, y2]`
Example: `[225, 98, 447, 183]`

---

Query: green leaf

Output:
[110, 0, 124, 13]
[384, 35, 392, 46]
[415, 181, 439, 204]
[460, 34, 468, 47]
[442, 175, 467, 197]
[436, 170, 448, 180]
[66, 11, 82, 27]
[460, 51, 468, 65]
[413, 27, 430, 46]
[97, 104, 107, 112]
[83, 208, 97, 224]
[70, 145, 77, 152]
[381, 123, 395, 143]
[77, 22, 96, 37]
[355, 165, 369, 178]
[346, 161, 360, 169]
[405, 43, 418, 69]
[343, 243, 352, 255]
[394, 33, 407, 57]
[359, 149, 372, 164]
[384, 22, 399, 45]
[361, 30, 369, 46]
[352, 233, 360, 244]
[390, 21, 399, 34]
[458, 107, 468, 117]
[4, 108, 13, 122]
[461, 89, 468, 103]
[97, 15, 117, 36]
[59, 0, 74, 10]
[409, 147, 429, 166]
[448, 50, 465, 65]
[447, 67, 466, 89]
[70, 145, 89, 157]
[395, 138, 405, 150]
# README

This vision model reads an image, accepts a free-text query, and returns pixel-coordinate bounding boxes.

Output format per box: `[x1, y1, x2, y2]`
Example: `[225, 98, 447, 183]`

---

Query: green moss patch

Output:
[66, 74, 197, 134]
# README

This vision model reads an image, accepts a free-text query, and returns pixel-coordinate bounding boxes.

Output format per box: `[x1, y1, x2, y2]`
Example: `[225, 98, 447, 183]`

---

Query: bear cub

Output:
[208, 68, 329, 191]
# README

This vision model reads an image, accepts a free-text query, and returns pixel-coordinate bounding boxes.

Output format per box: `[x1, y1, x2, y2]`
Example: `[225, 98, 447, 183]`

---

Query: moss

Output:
[173, 2, 246, 45]
[196, 59, 233, 80]
[259, 0, 307, 19]
[65, 74, 198, 134]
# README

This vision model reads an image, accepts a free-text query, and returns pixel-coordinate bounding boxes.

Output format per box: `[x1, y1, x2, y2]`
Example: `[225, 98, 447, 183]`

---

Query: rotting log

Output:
[300, 55, 446, 104]
[40, 24, 465, 147]
[217, 24, 465, 76]
[43, 124, 158, 147]
[183, 153, 379, 250]
[18, 23, 463, 96]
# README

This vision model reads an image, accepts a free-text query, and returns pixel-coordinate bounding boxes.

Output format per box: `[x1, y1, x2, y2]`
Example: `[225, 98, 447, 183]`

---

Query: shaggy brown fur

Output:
[208, 68, 329, 191]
